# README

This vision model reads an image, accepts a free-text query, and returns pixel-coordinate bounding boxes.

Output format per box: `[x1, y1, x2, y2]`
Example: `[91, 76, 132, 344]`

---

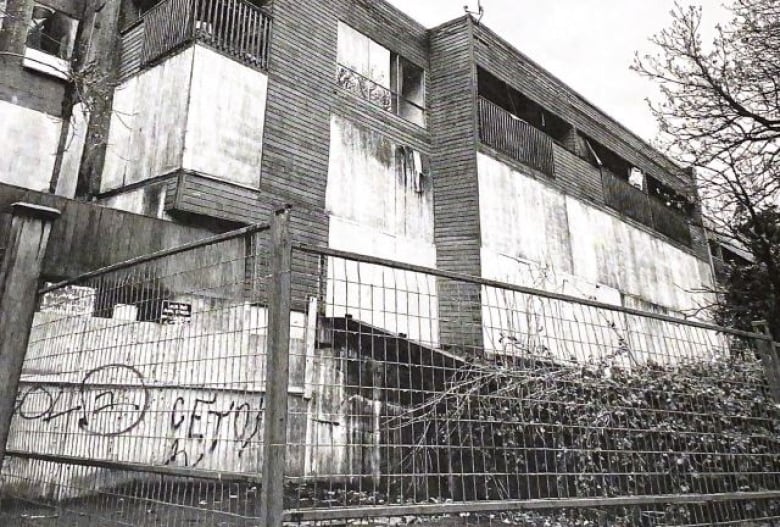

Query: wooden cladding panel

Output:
[429, 18, 480, 263]
[169, 173, 262, 224]
[119, 23, 145, 80]
[259, 0, 335, 209]
[0, 183, 211, 280]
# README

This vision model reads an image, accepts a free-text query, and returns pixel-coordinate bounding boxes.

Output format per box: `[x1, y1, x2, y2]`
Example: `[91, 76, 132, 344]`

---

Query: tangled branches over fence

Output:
[389, 353, 780, 522]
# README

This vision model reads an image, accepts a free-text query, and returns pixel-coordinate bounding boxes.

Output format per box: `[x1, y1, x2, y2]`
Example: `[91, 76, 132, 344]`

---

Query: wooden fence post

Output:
[751, 320, 780, 404]
[0, 202, 60, 470]
[260, 207, 292, 527]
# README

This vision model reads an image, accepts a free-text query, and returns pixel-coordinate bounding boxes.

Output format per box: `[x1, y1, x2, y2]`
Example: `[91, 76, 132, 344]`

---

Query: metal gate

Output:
[1, 209, 779, 526]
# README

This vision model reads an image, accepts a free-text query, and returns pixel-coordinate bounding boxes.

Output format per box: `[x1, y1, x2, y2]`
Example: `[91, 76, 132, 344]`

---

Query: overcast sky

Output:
[385, 0, 729, 144]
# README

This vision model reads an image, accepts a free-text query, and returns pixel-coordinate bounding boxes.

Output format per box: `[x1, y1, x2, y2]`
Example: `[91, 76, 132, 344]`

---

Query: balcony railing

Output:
[602, 170, 692, 246]
[336, 64, 427, 127]
[120, 0, 271, 78]
[478, 97, 555, 177]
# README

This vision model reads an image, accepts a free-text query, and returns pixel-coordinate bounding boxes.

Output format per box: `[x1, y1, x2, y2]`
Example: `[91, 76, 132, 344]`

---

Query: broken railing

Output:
[603, 169, 693, 246]
[337, 63, 427, 127]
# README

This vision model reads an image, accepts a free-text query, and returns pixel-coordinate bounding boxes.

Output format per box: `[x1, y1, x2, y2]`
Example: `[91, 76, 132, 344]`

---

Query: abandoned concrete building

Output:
[0, 0, 713, 323]
[1, 0, 753, 510]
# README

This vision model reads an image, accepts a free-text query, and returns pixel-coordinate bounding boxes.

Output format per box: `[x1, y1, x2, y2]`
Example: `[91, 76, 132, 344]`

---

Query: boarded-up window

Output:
[336, 22, 426, 127]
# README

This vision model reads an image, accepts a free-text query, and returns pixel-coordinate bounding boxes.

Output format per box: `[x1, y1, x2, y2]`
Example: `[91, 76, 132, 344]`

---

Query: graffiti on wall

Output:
[13, 363, 266, 468]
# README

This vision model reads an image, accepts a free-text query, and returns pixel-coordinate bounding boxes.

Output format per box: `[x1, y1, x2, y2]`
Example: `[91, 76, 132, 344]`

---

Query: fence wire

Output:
[284, 247, 780, 526]
[1, 224, 273, 526]
[0, 227, 778, 527]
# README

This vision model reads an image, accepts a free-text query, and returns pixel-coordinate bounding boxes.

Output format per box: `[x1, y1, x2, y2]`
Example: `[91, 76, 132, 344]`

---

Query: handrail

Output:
[337, 63, 427, 124]
[478, 97, 555, 177]
[123, 0, 272, 75]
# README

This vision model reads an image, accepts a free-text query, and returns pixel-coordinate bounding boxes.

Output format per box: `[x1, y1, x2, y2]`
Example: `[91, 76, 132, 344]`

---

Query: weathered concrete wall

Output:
[54, 102, 88, 198]
[477, 152, 716, 364]
[3, 303, 357, 497]
[326, 115, 438, 345]
[101, 48, 193, 191]
[327, 115, 434, 264]
[102, 44, 268, 194]
[182, 46, 267, 189]
[477, 153, 713, 314]
[0, 99, 61, 191]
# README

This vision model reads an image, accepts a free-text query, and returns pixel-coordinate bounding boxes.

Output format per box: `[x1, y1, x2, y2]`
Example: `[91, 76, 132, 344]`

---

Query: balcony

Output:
[602, 170, 692, 246]
[478, 97, 555, 178]
[119, 0, 271, 79]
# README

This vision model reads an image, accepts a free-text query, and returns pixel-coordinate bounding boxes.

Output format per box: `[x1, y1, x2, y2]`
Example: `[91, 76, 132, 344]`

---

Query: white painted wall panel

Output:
[0, 100, 61, 191]
[102, 48, 194, 192]
[566, 196, 714, 313]
[327, 115, 433, 244]
[478, 153, 573, 275]
[326, 116, 437, 346]
[477, 152, 714, 314]
[182, 45, 267, 188]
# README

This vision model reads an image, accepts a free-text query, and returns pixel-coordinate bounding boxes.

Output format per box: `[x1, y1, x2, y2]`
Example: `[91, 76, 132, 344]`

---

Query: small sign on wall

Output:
[161, 301, 192, 325]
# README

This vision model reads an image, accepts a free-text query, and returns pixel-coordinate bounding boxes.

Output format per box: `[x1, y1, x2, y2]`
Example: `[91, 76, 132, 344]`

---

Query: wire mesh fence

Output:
[0, 213, 779, 526]
[284, 246, 780, 526]
[0, 222, 276, 526]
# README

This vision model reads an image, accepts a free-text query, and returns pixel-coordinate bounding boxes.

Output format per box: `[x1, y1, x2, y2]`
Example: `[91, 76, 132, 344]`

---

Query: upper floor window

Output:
[23, 4, 78, 80]
[336, 22, 426, 128]
[27, 5, 77, 59]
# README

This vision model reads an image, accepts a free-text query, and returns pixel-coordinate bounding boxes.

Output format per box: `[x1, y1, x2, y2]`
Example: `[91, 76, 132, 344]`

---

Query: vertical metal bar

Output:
[751, 321, 780, 403]
[0, 203, 60, 470]
[260, 207, 293, 527]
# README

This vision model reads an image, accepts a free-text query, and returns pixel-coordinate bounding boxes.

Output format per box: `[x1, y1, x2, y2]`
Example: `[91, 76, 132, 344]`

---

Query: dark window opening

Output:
[93, 278, 171, 323]
[646, 176, 695, 216]
[26, 4, 77, 60]
[580, 133, 633, 179]
[478, 67, 572, 144]
[392, 54, 425, 126]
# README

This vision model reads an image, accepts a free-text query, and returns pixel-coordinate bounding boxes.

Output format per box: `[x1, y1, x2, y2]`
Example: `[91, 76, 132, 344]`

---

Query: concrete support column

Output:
[0, 202, 60, 470]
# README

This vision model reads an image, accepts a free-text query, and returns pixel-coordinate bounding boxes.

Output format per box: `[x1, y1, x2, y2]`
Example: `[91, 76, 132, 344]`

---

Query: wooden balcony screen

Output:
[478, 97, 555, 178]
[120, 0, 271, 78]
[602, 169, 692, 246]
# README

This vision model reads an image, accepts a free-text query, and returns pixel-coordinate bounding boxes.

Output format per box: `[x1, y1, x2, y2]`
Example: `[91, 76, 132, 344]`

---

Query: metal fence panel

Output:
[0, 224, 276, 525]
[284, 246, 780, 526]
[1, 227, 779, 526]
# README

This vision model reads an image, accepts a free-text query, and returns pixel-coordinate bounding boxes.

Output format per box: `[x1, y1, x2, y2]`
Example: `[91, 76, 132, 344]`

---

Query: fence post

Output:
[260, 207, 292, 527]
[0, 203, 60, 470]
[751, 320, 780, 404]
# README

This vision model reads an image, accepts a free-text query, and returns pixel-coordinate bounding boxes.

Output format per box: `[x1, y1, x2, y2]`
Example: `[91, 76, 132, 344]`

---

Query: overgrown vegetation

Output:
[386, 353, 780, 524]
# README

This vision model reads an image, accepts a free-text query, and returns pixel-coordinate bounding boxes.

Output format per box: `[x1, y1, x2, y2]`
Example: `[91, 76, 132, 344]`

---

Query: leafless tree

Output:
[633, 0, 780, 337]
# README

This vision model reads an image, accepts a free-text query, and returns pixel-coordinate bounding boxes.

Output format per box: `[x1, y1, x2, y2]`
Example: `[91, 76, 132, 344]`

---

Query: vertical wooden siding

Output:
[478, 97, 555, 178]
